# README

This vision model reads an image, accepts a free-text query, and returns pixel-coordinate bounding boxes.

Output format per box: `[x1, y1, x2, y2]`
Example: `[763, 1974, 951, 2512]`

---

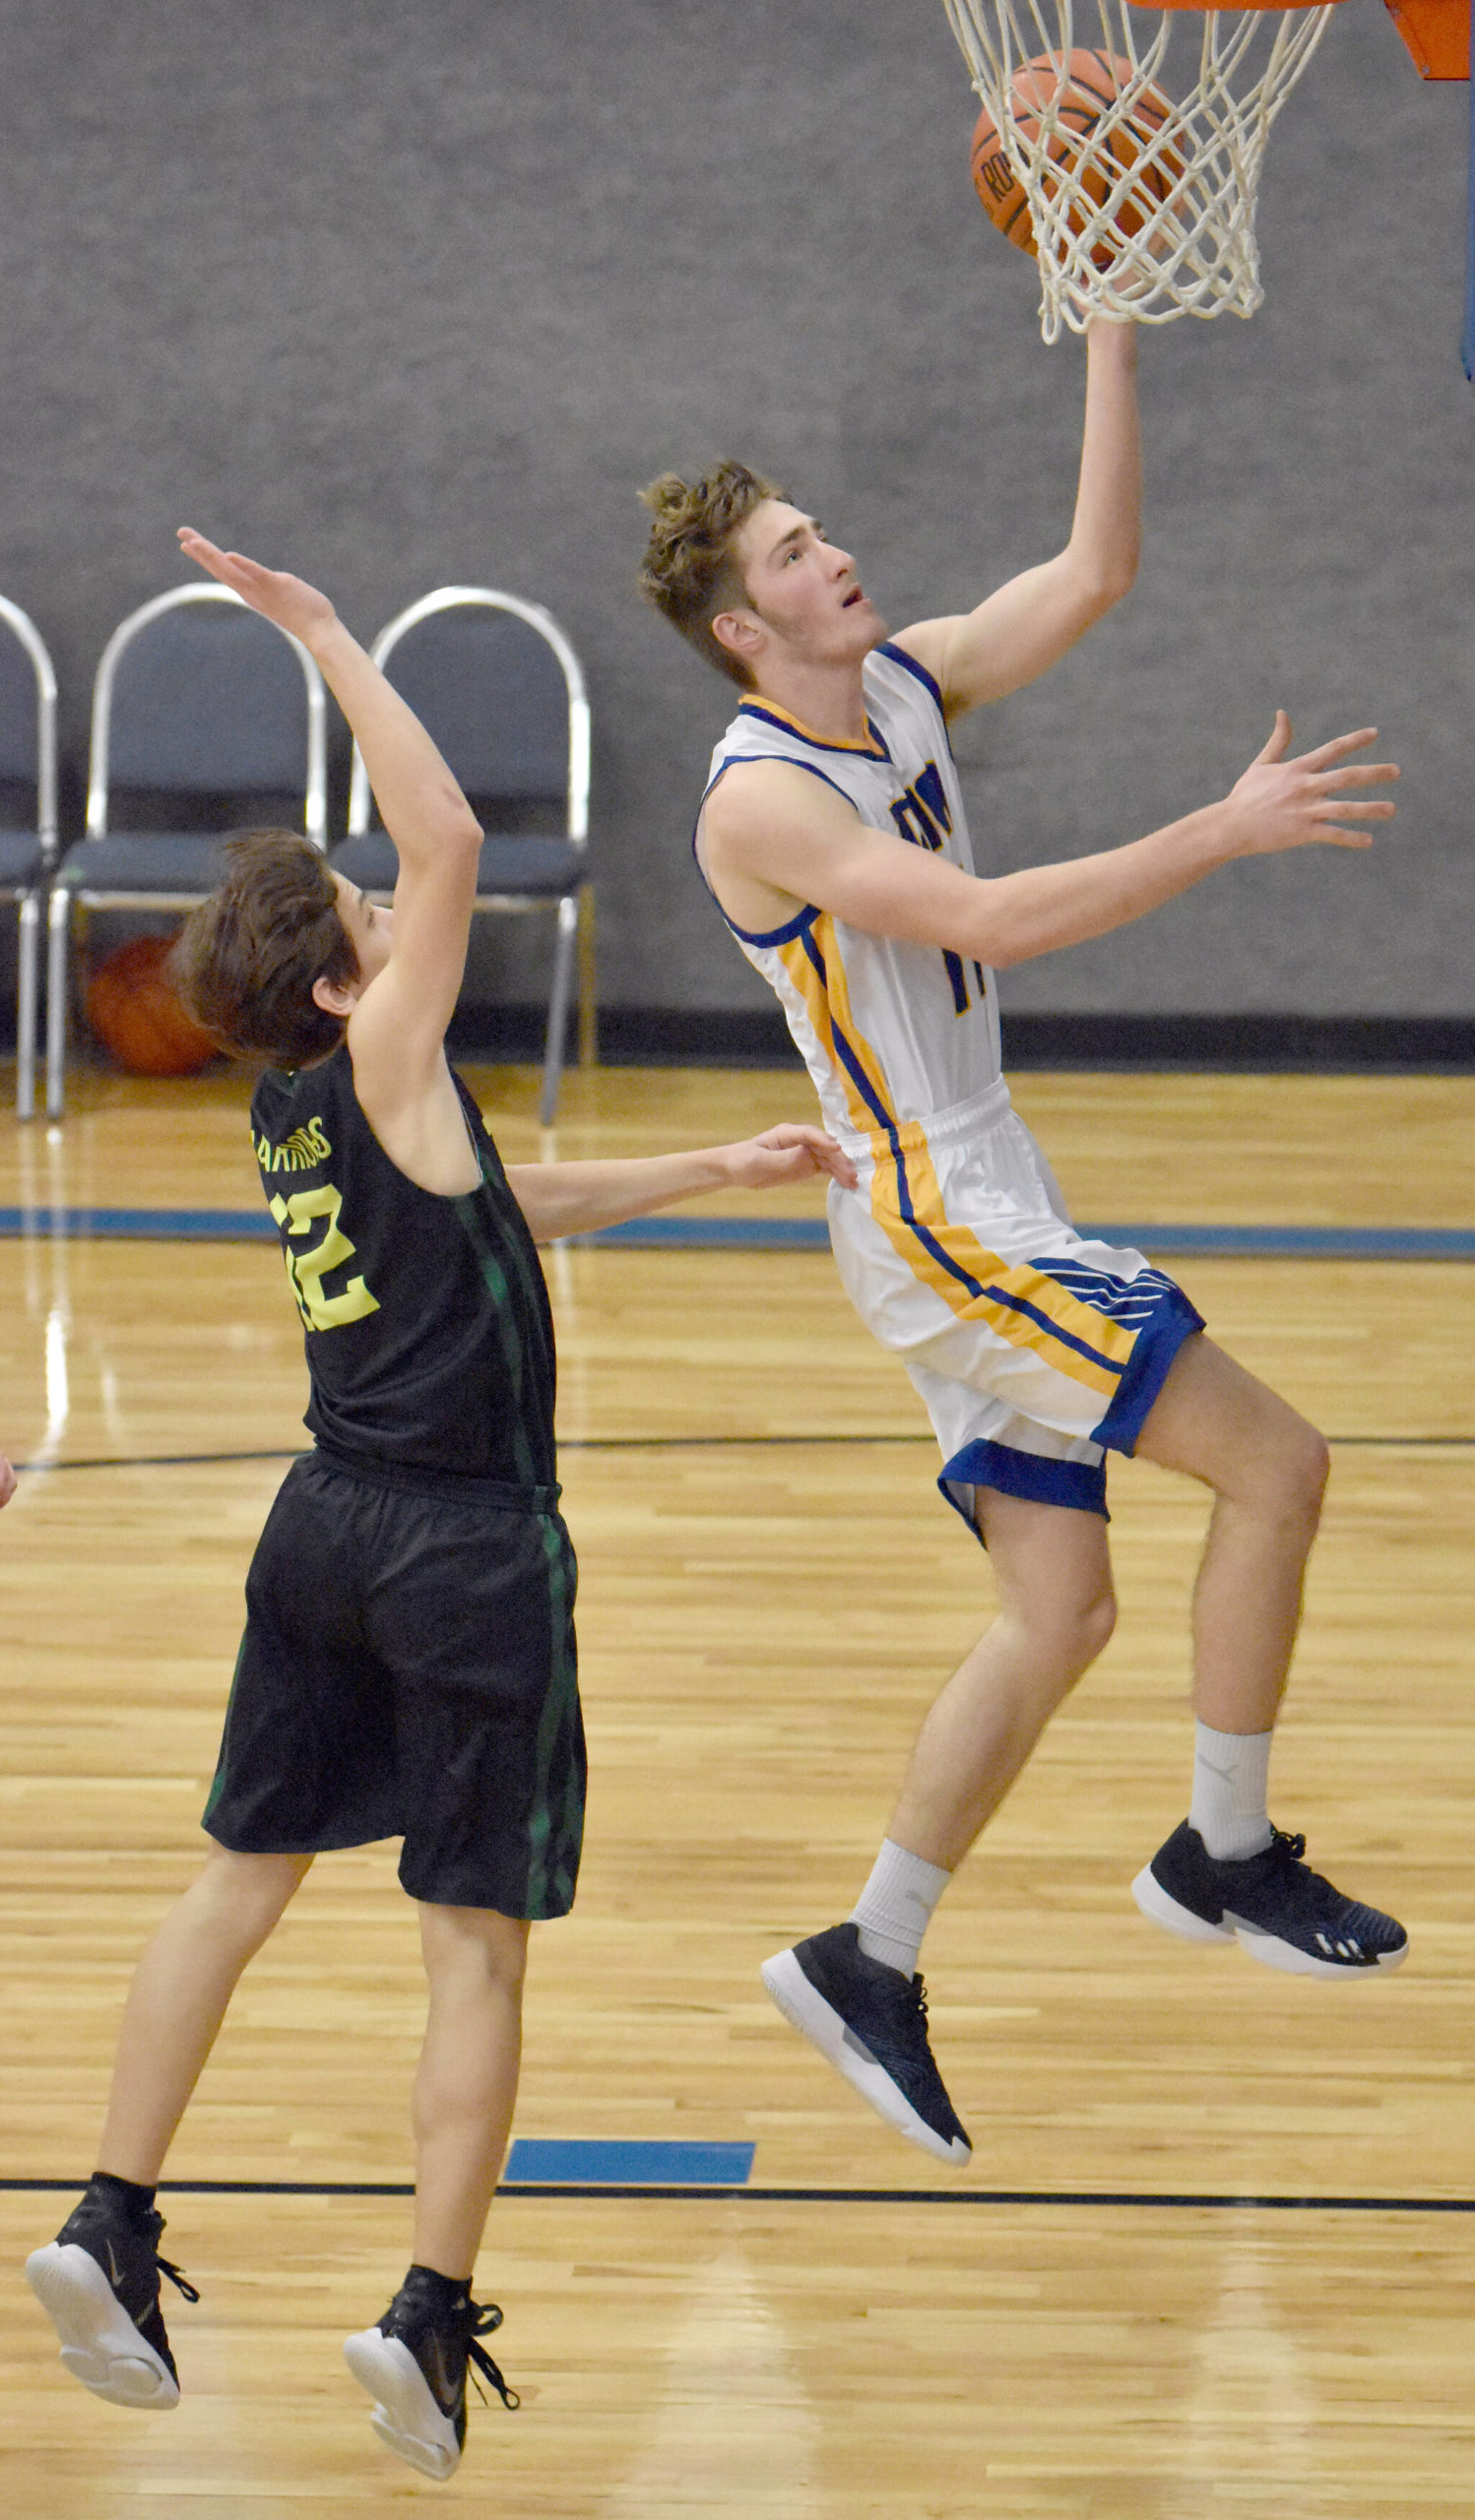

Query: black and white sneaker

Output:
[761, 1922, 972, 2165]
[344, 2269, 518, 2482]
[1133, 1820, 1408, 1979]
[26, 2184, 199, 2409]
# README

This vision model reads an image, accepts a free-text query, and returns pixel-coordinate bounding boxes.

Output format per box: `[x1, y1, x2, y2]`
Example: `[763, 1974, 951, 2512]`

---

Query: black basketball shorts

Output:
[203, 1449, 584, 1918]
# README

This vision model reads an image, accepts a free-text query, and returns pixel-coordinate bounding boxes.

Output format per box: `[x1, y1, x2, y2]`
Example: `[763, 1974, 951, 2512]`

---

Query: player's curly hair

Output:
[637, 461, 786, 687]
[170, 830, 360, 1071]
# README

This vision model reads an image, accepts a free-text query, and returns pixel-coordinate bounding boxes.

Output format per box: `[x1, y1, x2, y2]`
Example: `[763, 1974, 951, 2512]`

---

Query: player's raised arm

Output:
[175, 532, 481, 1086]
[894, 321, 1140, 720]
[700, 714, 1397, 971]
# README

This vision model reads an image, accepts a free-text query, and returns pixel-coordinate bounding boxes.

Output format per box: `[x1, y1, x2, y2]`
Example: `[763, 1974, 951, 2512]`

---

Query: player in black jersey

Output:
[26, 531, 854, 2481]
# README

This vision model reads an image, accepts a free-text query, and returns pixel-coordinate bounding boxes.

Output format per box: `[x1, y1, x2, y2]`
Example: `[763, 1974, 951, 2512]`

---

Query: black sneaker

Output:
[26, 2184, 199, 2409]
[1133, 1820, 1408, 1979]
[761, 1922, 972, 2165]
[343, 2269, 518, 2481]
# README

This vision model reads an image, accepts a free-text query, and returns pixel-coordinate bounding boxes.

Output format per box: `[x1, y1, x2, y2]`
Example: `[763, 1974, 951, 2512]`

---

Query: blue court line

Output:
[2, 1205, 1474, 1260]
[0, 1204, 278, 1241]
[501, 2140, 754, 2188]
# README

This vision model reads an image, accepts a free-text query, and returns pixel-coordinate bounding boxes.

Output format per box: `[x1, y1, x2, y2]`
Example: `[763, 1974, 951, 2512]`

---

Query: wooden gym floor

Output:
[1, 1060, 1472, 2515]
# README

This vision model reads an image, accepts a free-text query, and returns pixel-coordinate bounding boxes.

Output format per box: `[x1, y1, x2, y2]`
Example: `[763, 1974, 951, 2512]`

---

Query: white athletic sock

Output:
[850, 1839, 951, 1980]
[1189, 1720, 1274, 1860]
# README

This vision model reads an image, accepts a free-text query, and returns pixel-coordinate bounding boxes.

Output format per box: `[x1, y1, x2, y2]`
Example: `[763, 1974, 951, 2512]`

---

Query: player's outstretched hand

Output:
[722, 1124, 859, 1193]
[1226, 712, 1398, 854]
[0, 1454, 17, 1509]
[177, 529, 338, 649]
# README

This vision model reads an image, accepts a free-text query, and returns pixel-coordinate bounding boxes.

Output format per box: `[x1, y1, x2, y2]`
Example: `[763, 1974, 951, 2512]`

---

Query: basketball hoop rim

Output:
[1139, 0, 1350, 11]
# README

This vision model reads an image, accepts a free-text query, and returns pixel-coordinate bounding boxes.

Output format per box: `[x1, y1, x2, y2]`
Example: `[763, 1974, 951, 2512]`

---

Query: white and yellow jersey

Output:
[698, 639, 1204, 1530]
[700, 642, 999, 1146]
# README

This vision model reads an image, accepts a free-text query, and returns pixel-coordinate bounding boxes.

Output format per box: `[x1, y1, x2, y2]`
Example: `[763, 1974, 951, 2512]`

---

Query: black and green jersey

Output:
[250, 1046, 555, 1485]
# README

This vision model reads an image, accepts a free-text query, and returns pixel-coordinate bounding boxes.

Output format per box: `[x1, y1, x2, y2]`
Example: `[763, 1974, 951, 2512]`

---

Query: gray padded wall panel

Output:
[0, 0, 1464, 1020]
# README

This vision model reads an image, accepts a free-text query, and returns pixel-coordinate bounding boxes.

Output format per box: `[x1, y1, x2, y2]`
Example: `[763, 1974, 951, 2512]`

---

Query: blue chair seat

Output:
[0, 828, 44, 891]
[331, 831, 584, 902]
[56, 833, 239, 894]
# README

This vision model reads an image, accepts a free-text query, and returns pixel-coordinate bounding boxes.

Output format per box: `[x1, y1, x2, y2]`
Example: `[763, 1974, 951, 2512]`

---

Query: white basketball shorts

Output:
[825, 1081, 1203, 1531]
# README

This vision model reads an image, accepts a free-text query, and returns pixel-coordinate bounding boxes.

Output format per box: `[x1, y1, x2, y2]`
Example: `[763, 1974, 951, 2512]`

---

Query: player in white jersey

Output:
[638, 322, 1405, 2167]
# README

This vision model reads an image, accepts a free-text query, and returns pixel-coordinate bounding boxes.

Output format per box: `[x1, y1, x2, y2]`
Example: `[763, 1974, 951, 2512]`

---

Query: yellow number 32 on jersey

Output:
[268, 1183, 381, 1333]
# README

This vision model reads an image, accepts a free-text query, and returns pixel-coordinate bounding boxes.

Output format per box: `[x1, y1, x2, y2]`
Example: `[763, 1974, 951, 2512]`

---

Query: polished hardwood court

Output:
[1, 1059, 1472, 2515]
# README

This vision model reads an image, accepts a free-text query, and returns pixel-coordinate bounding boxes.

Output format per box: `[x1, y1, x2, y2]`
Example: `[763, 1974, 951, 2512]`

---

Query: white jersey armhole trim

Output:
[692, 754, 844, 946]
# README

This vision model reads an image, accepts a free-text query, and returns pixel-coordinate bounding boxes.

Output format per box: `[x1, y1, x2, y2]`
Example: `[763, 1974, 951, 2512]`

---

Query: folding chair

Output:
[334, 588, 593, 1125]
[0, 597, 58, 1117]
[46, 584, 327, 1118]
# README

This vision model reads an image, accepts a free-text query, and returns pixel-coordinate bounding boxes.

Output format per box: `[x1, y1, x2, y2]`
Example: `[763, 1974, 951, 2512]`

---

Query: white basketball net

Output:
[941, 2, 1336, 338]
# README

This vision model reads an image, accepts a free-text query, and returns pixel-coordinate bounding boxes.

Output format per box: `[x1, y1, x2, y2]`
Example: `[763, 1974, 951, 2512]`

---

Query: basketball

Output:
[970, 50, 1182, 269]
[86, 931, 219, 1076]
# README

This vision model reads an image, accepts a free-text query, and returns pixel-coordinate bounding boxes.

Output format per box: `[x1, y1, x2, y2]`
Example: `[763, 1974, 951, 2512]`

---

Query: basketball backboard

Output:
[1381, 1, 1474, 375]
[1381, 0, 1468, 78]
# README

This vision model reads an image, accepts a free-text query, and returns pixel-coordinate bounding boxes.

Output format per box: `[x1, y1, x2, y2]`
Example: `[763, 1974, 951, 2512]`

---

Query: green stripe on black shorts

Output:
[204, 1448, 584, 1918]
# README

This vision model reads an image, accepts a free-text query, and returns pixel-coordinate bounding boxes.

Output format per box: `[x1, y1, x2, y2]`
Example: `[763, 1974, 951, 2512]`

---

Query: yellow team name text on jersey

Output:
[252, 1117, 332, 1172]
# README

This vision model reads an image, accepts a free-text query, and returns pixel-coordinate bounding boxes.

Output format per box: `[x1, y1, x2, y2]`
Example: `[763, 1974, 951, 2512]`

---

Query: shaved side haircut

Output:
[637, 460, 785, 687]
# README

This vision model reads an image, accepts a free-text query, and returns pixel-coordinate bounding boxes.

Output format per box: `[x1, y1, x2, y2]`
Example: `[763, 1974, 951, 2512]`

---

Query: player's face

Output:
[330, 872, 393, 989]
[735, 502, 886, 665]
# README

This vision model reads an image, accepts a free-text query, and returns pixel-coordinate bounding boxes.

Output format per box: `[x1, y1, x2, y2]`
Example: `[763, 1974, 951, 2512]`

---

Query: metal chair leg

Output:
[540, 893, 579, 1127]
[16, 891, 38, 1118]
[45, 882, 71, 1121]
[577, 885, 597, 1071]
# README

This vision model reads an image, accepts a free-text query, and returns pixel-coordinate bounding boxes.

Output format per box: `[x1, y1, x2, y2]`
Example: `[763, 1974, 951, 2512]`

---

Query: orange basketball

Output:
[971, 50, 1183, 269]
[86, 932, 219, 1077]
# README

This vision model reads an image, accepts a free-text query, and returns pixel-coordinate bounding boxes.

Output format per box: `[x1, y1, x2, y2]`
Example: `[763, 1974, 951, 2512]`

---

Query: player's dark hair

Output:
[637, 460, 786, 687]
[171, 830, 359, 1070]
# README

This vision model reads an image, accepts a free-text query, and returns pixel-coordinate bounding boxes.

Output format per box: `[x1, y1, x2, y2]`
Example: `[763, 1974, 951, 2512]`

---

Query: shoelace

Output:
[1268, 1827, 1308, 1863]
[142, 2213, 201, 2304]
[465, 2302, 519, 2412]
[157, 2252, 201, 2305]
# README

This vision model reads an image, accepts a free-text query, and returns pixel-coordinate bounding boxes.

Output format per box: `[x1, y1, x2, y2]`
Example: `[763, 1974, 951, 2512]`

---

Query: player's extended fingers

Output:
[759, 1121, 858, 1185]
[813, 1140, 859, 1187]
[1315, 827, 1377, 850]
[1314, 762, 1399, 795]
[1310, 793, 1396, 820]
[177, 526, 228, 570]
[1252, 708, 1293, 764]
[177, 529, 255, 593]
[178, 529, 277, 585]
[1295, 726, 1384, 771]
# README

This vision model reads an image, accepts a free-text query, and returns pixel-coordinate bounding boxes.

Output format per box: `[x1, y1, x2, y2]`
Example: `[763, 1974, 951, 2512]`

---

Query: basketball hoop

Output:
[942, 0, 1348, 339]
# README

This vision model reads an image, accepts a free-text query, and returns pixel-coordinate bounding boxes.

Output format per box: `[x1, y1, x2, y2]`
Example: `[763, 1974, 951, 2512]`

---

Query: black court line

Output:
[13, 1433, 1475, 1476]
[1, 2176, 1469, 2213]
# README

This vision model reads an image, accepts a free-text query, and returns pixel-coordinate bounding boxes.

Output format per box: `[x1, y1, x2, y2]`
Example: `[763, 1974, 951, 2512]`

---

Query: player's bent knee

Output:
[1008, 1582, 1117, 1676]
[1080, 1586, 1119, 1663]
[1263, 1413, 1330, 1525]
[420, 1902, 530, 1996]
[1056, 1586, 1118, 1674]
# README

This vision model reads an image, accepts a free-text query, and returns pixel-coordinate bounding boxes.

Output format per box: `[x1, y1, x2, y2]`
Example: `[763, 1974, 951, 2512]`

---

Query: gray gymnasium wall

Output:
[0, 0, 1467, 1055]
